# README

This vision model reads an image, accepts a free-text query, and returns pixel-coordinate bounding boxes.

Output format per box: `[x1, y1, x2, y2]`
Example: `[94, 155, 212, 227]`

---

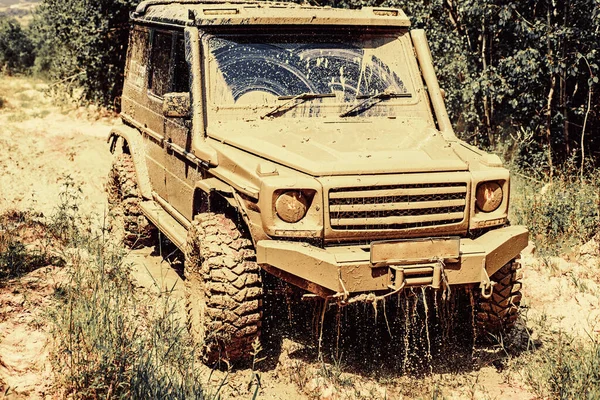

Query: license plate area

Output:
[370, 237, 460, 267]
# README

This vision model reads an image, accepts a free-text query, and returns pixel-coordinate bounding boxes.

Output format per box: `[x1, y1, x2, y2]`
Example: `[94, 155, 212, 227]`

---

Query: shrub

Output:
[511, 168, 600, 254]
[520, 331, 600, 399]
[30, 0, 137, 107]
[0, 16, 35, 74]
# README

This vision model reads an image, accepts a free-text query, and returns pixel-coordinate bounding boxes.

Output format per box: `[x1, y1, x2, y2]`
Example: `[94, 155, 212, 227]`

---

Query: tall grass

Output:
[42, 178, 210, 398]
[516, 329, 600, 399]
[511, 168, 600, 255]
[0, 209, 63, 283]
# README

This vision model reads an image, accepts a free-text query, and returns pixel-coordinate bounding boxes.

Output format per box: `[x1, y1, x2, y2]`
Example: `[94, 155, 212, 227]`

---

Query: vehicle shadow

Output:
[261, 285, 540, 378]
[152, 242, 539, 376]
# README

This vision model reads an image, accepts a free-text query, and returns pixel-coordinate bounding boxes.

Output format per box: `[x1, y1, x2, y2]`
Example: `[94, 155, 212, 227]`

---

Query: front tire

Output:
[475, 257, 523, 338]
[185, 212, 263, 363]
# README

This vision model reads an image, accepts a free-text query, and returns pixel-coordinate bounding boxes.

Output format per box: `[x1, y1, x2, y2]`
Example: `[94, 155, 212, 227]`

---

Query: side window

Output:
[149, 31, 172, 97]
[125, 28, 149, 89]
[173, 36, 190, 93]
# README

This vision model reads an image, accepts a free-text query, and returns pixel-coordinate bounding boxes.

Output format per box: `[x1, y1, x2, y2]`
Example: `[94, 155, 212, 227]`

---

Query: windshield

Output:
[206, 31, 417, 118]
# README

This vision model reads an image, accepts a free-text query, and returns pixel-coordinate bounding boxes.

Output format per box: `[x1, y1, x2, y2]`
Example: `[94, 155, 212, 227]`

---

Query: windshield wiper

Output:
[261, 92, 335, 119]
[339, 91, 412, 118]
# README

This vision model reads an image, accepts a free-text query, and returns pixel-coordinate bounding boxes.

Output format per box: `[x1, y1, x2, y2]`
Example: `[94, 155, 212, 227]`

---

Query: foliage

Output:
[0, 16, 35, 74]
[46, 181, 208, 399]
[0, 210, 64, 284]
[30, 0, 137, 106]
[511, 166, 600, 254]
[521, 331, 600, 399]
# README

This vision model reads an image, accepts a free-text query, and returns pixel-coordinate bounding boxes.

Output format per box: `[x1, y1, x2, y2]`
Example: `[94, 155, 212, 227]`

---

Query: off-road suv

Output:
[107, 0, 529, 362]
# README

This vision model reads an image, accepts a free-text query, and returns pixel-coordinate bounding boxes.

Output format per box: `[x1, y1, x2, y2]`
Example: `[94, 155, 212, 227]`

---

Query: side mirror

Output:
[163, 92, 190, 118]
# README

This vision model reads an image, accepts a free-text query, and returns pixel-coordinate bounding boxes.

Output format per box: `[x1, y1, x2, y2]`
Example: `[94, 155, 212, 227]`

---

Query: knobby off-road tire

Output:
[475, 257, 523, 338]
[106, 153, 156, 249]
[185, 212, 263, 363]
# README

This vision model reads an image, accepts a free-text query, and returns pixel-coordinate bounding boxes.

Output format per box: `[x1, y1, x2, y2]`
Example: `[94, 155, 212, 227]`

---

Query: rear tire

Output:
[475, 258, 523, 338]
[107, 153, 156, 249]
[185, 212, 263, 363]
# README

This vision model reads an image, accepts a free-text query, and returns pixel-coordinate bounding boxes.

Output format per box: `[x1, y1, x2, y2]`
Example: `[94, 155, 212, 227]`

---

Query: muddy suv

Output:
[107, 0, 529, 362]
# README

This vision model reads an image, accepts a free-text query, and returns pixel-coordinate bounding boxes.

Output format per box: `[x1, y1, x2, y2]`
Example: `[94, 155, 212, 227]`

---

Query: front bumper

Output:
[256, 225, 528, 296]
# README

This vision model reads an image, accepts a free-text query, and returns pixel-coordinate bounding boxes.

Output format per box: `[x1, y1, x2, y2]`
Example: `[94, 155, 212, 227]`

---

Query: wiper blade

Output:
[339, 91, 412, 118]
[261, 92, 335, 119]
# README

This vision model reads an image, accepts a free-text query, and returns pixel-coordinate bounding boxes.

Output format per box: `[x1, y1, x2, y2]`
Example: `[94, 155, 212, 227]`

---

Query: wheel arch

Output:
[193, 178, 267, 244]
[107, 124, 152, 200]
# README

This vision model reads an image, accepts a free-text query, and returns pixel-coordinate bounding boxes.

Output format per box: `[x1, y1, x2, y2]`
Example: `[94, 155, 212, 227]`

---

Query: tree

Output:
[31, 0, 137, 106]
[0, 16, 35, 74]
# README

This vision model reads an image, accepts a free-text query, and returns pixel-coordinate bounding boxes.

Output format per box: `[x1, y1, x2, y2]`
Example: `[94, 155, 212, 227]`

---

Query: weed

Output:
[0, 209, 63, 283]
[511, 168, 600, 255]
[49, 227, 209, 398]
[41, 179, 210, 398]
[518, 330, 600, 399]
[248, 338, 265, 399]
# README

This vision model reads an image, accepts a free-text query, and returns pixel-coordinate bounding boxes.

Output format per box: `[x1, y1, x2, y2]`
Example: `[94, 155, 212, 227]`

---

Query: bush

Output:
[0, 16, 35, 74]
[44, 180, 209, 398]
[30, 0, 137, 107]
[521, 331, 600, 399]
[511, 168, 600, 254]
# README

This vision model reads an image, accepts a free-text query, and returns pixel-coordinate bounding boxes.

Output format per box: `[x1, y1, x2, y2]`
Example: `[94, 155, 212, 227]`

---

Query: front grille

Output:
[329, 182, 467, 231]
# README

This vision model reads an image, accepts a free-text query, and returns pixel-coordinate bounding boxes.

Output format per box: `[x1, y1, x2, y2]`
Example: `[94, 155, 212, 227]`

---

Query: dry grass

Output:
[0, 179, 212, 398]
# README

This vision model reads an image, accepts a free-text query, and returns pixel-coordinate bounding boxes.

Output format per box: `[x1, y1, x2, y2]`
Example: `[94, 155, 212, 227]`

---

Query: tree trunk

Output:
[546, 75, 556, 178]
[545, 5, 555, 179]
[561, 0, 570, 156]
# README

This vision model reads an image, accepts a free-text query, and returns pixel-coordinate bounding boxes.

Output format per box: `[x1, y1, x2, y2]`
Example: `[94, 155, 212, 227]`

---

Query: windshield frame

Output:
[201, 28, 424, 119]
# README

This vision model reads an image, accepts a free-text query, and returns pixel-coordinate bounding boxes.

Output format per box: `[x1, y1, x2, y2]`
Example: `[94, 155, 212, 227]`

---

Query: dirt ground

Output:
[0, 76, 599, 399]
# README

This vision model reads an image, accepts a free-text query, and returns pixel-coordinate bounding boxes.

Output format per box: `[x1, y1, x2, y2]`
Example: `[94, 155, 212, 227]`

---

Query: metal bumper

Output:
[256, 225, 529, 296]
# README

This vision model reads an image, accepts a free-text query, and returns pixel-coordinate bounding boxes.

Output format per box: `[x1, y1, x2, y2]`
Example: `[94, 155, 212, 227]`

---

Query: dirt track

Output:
[1, 76, 599, 399]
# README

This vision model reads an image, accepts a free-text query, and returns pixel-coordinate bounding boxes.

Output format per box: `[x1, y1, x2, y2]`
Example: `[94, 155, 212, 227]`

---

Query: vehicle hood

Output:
[207, 118, 468, 176]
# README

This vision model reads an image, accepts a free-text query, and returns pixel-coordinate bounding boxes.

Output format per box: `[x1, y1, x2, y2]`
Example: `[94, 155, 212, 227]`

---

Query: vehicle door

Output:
[121, 26, 168, 201]
[162, 33, 201, 221]
[143, 29, 174, 201]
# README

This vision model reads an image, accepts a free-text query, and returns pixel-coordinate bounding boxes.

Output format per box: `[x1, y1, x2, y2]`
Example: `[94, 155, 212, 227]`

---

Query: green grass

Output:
[511, 168, 600, 255]
[0, 177, 212, 399]
[515, 329, 600, 399]
[47, 179, 212, 399]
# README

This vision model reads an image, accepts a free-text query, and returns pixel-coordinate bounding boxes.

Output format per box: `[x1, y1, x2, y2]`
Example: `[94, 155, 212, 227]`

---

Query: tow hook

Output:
[480, 268, 494, 299]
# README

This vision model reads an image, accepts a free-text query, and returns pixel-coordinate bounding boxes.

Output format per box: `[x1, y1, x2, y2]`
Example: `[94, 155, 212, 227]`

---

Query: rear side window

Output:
[148, 31, 190, 97]
[149, 31, 172, 97]
[126, 28, 149, 89]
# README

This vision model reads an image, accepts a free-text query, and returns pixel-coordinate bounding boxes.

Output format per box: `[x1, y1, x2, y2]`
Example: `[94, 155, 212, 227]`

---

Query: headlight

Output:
[475, 182, 503, 212]
[275, 191, 309, 223]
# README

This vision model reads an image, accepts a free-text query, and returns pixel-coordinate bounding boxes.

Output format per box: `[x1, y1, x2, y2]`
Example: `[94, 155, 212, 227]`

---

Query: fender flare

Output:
[107, 124, 152, 200]
[193, 179, 266, 243]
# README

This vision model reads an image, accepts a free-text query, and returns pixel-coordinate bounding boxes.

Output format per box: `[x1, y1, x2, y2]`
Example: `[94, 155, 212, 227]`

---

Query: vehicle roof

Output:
[132, 0, 410, 28]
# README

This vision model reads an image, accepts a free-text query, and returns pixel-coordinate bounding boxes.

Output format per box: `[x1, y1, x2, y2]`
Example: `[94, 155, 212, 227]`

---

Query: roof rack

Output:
[133, 0, 410, 28]
[135, 0, 294, 15]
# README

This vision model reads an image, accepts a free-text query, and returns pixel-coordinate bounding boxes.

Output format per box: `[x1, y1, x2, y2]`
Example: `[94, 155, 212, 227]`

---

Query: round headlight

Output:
[275, 191, 309, 223]
[476, 182, 503, 213]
